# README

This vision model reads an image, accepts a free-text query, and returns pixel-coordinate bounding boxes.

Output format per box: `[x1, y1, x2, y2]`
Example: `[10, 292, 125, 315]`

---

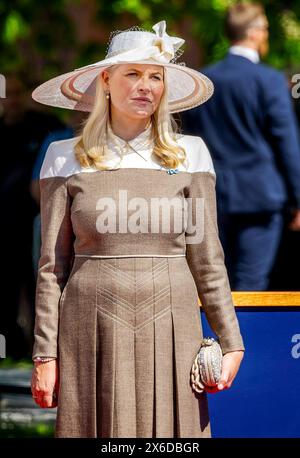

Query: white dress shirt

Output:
[229, 45, 260, 64]
[105, 119, 157, 169]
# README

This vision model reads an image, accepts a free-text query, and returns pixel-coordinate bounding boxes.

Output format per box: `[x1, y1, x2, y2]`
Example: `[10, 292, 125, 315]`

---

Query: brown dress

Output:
[32, 133, 245, 438]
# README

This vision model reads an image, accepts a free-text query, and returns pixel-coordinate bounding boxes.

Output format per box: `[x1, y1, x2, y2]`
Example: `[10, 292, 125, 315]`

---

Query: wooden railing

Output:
[199, 292, 300, 307]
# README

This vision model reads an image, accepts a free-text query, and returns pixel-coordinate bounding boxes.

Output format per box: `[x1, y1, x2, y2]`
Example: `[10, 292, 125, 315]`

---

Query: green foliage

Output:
[3, 10, 29, 43]
[0, 421, 54, 438]
[0, 0, 300, 85]
[0, 357, 33, 369]
[94, 0, 300, 70]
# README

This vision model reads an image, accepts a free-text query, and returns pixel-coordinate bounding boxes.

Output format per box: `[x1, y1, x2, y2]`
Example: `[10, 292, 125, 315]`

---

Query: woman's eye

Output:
[127, 73, 161, 80]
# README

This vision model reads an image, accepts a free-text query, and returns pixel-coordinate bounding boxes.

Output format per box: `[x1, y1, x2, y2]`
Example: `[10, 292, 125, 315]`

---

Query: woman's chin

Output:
[128, 110, 152, 119]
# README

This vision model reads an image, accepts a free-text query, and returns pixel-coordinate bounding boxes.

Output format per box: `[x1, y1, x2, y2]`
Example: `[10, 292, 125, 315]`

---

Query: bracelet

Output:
[33, 356, 57, 363]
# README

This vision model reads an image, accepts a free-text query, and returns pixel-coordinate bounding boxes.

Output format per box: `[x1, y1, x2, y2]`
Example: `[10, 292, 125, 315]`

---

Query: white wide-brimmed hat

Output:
[32, 20, 214, 114]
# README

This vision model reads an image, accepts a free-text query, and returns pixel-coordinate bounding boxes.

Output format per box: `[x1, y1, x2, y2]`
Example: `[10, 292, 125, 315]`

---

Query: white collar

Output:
[229, 45, 260, 64]
[106, 120, 154, 162]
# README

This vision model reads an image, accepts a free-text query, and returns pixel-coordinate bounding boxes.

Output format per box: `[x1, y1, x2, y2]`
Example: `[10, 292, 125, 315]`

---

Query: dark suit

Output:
[180, 53, 300, 290]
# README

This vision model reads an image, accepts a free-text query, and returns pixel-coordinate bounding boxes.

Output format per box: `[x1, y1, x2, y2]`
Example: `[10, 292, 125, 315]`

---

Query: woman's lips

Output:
[133, 98, 151, 103]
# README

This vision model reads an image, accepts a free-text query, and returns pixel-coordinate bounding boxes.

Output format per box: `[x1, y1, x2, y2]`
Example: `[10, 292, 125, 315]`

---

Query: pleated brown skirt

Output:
[54, 256, 211, 438]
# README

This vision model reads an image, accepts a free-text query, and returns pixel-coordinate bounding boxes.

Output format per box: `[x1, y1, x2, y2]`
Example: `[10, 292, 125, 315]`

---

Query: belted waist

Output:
[74, 253, 186, 258]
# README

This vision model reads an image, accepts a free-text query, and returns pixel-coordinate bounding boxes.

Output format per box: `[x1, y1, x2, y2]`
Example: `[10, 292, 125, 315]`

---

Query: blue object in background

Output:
[31, 127, 74, 180]
[200, 307, 300, 438]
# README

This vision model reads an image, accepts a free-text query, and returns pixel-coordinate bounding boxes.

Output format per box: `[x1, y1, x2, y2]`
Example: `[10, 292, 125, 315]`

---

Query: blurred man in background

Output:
[181, 2, 300, 291]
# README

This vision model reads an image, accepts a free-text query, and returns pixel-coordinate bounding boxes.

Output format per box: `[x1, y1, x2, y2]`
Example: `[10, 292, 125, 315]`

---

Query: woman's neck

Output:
[109, 115, 151, 142]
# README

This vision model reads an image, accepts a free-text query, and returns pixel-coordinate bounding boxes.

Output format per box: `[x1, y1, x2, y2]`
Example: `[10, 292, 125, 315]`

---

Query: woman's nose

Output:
[138, 77, 151, 91]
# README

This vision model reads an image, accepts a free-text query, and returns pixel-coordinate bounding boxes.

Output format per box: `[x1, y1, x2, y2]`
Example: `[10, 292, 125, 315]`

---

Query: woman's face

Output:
[102, 63, 165, 121]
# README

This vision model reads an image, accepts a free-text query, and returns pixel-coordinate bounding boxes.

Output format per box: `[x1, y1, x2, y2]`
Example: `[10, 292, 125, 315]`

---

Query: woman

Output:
[31, 20, 245, 438]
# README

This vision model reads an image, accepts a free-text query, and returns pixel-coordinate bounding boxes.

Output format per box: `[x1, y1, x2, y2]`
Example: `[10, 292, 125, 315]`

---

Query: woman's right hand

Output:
[31, 359, 59, 408]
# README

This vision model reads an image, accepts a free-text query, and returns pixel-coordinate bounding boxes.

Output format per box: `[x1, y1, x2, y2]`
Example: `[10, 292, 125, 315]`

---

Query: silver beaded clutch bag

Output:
[190, 337, 223, 393]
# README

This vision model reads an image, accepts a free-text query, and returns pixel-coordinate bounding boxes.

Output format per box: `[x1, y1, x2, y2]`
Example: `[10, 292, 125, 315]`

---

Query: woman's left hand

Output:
[205, 350, 244, 394]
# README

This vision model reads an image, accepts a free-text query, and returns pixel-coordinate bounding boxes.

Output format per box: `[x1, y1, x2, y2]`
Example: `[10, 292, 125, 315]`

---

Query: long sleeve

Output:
[32, 142, 75, 359]
[184, 142, 245, 355]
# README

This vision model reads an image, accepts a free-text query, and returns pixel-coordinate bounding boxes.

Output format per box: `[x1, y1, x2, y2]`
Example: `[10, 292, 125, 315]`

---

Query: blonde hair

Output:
[224, 2, 265, 42]
[74, 64, 187, 171]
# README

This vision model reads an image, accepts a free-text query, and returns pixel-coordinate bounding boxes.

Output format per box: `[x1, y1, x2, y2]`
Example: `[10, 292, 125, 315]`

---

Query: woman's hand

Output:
[31, 359, 59, 408]
[205, 350, 244, 394]
[288, 209, 300, 231]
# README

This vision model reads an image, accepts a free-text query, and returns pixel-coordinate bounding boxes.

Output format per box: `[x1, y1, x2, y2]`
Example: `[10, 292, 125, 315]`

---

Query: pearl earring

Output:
[106, 91, 110, 99]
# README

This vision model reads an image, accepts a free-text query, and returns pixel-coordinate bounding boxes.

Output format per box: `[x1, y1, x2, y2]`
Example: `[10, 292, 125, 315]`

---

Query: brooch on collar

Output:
[166, 168, 179, 175]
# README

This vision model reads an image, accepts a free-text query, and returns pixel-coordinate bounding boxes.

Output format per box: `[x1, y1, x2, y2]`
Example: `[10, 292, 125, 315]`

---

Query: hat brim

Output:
[31, 59, 214, 113]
